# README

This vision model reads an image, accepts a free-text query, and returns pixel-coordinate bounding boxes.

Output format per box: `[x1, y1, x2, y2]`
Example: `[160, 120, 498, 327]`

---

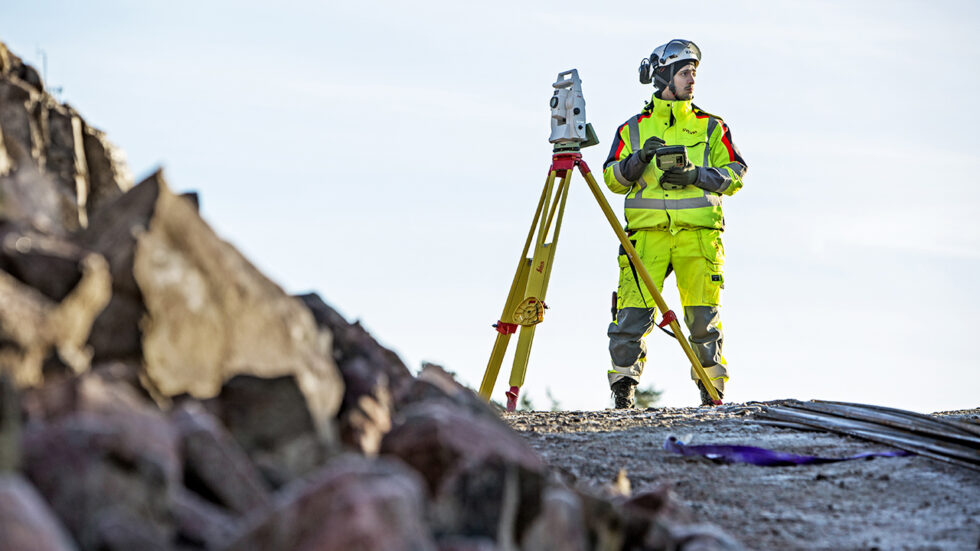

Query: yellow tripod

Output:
[477, 148, 722, 410]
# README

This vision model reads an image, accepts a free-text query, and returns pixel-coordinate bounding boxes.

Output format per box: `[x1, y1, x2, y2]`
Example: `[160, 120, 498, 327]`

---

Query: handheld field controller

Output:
[654, 145, 689, 171]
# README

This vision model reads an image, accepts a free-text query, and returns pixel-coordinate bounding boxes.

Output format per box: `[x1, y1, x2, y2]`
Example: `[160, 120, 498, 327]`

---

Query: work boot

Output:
[697, 380, 723, 406]
[611, 379, 637, 409]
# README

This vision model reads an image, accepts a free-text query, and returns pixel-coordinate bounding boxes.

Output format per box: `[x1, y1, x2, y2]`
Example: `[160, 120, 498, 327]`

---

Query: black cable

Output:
[623, 243, 676, 338]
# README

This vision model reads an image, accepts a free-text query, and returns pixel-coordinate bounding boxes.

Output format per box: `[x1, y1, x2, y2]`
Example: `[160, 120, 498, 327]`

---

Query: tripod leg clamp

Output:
[494, 321, 519, 335]
[657, 309, 677, 328]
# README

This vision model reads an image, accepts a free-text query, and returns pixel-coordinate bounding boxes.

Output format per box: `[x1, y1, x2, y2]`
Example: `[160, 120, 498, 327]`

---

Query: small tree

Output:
[634, 385, 663, 409]
[545, 387, 562, 412]
[518, 393, 535, 411]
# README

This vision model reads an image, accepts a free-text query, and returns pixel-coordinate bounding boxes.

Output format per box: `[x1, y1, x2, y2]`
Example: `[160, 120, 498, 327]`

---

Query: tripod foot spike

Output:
[505, 385, 520, 411]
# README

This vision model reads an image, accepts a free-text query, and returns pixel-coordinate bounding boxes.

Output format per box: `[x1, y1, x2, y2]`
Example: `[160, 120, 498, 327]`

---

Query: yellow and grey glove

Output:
[660, 161, 699, 190]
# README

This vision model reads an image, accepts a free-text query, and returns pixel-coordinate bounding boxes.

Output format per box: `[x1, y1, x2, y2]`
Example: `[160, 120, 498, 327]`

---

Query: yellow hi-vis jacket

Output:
[602, 94, 747, 232]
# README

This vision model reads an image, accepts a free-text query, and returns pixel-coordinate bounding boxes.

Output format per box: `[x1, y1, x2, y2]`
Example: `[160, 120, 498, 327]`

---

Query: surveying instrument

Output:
[477, 69, 722, 410]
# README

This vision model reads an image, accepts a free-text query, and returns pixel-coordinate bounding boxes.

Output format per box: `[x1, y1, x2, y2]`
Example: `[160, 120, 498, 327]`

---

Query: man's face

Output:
[671, 64, 697, 100]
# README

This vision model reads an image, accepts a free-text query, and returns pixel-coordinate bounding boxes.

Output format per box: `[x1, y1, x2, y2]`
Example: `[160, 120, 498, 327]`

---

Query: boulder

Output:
[643, 521, 744, 551]
[85, 294, 143, 361]
[0, 77, 41, 168]
[203, 374, 332, 488]
[172, 401, 272, 514]
[223, 455, 435, 551]
[0, 75, 82, 231]
[519, 485, 589, 551]
[0, 474, 76, 551]
[80, 124, 131, 216]
[0, 143, 65, 234]
[430, 455, 545, 546]
[17, 373, 251, 549]
[89, 509, 172, 551]
[400, 363, 503, 422]
[170, 488, 240, 550]
[1, 41, 131, 231]
[21, 400, 180, 549]
[0, 251, 110, 386]
[297, 293, 413, 400]
[380, 401, 544, 496]
[0, 226, 87, 301]
[335, 356, 393, 455]
[297, 294, 412, 455]
[79, 171, 343, 438]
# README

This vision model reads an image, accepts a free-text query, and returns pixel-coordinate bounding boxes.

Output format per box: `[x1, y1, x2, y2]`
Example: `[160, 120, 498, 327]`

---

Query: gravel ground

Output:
[503, 403, 980, 551]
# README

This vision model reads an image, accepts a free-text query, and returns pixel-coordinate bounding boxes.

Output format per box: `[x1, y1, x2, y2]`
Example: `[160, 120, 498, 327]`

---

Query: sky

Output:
[2, 1, 978, 413]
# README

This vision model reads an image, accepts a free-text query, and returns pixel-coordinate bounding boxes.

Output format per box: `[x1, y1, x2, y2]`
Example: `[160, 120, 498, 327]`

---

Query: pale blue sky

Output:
[3, 1, 978, 412]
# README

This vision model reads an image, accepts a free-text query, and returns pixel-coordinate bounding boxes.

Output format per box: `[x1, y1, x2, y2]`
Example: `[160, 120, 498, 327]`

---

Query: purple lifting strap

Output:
[663, 436, 914, 466]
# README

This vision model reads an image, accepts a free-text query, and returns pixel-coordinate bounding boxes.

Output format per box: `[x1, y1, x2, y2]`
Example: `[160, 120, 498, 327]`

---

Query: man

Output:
[602, 39, 746, 408]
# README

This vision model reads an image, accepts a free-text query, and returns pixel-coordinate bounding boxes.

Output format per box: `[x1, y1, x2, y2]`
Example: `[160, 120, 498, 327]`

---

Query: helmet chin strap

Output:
[664, 64, 681, 99]
[663, 61, 695, 100]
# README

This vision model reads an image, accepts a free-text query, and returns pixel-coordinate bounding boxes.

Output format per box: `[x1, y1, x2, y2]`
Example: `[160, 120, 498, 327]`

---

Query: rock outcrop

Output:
[78, 170, 343, 438]
[0, 41, 132, 233]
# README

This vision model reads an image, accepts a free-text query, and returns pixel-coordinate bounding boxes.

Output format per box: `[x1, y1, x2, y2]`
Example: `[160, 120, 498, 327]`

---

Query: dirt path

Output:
[504, 403, 979, 550]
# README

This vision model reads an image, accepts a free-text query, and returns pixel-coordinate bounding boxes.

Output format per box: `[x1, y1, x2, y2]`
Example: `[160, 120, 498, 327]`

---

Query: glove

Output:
[659, 161, 699, 190]
[637, 136, 666, 164]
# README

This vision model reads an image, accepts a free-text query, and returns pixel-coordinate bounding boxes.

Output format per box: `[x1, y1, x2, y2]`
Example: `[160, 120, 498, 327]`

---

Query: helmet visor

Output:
[659, 40, 701, 65]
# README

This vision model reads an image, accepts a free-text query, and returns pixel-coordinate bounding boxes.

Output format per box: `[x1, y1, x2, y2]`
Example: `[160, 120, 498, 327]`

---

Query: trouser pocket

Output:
[695, 229, 725, 306]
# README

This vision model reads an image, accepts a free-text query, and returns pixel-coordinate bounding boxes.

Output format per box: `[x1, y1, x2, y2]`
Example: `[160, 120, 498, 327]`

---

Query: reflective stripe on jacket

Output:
[602, 94, 746, 232]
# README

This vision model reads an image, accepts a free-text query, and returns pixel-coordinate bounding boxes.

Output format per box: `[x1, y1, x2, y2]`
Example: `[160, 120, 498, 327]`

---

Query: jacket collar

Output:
[648, 93, 693, 119]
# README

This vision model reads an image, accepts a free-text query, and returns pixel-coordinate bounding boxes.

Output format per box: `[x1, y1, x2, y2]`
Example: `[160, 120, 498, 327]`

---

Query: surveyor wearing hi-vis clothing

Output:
[602, 39, 747, 408]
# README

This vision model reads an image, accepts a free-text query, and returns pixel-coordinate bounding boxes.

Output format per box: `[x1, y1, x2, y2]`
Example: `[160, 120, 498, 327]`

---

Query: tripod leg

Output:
[479, 169, 559, 401]
[577, 165, 722, 404]
[480, 257, 531, 399]
[505, 171, 573, 409]
[506, 324, 537, 409]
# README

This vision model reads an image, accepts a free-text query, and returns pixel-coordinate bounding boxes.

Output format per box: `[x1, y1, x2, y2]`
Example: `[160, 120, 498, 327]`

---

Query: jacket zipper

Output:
[664, 109, 675, 228]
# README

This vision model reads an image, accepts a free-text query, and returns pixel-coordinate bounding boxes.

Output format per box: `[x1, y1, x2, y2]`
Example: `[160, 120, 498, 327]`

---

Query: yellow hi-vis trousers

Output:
[607, 228, 728, 392]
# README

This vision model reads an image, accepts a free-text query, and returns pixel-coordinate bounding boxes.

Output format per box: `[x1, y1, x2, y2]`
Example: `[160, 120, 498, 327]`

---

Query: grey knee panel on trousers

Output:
[607, 307, 656, 378]
[683, 305, 723, 367]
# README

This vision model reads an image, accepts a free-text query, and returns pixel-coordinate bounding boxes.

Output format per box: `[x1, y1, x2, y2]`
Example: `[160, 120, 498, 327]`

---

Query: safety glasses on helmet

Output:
[654, 40, 701, 66]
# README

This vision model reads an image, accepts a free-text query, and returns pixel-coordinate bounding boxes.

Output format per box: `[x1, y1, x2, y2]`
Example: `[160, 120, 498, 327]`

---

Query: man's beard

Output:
[669, 81, 693, 100]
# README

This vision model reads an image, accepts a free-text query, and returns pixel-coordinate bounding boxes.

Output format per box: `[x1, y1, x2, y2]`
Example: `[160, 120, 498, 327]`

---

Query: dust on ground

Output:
[503, 402, 980, 551]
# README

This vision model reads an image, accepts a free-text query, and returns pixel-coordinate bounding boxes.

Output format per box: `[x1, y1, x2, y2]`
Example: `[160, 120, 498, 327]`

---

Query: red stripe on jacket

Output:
[720, 122, 735, 161]
[613, 123, 627, 159]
